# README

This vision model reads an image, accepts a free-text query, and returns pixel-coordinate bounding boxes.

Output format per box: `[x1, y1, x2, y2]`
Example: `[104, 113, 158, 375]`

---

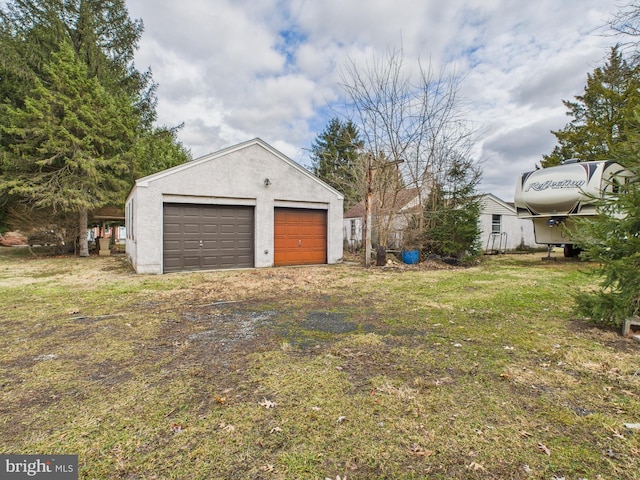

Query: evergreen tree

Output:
[573, 108, 640, 327]
[310, 118, 363, 209]
[133, 125, 191, 179]
[542, 47, 640, 167]
[0, 40, 136, 256]
[420, 155, 481, 261]
[0, 0, 189, 254]
[0, 0, 153, 121]
[564, 4, 640, 328]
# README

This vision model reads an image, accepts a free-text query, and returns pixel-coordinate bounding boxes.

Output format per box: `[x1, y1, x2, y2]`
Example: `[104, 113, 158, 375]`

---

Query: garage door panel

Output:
[220, 224, 237, 234]
[201, 256, 219, 268]
[164, 256, 180, 266]
[182, 256, 200, 268]
[164, 223, 181, 234]
[202, 225, 219, 234]
[163, 204, 254, 272]
[274, 208, 327, 266]
[164, 239, 181, 250]
[219, 239, 237, 249]
[183, 223, 200, 234]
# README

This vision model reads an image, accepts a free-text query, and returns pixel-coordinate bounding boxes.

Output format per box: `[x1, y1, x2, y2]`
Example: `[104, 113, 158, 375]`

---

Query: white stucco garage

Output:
[126, 138, 344, 274]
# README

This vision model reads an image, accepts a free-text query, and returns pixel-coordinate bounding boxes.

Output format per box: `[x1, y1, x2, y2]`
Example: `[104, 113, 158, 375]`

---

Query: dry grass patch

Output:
[1, 249, 639, 479]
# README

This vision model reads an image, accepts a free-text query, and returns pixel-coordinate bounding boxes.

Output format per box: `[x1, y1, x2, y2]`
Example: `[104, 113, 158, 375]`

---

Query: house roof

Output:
[344, 187, 421, 218]
[345, 191, 517, 218]
[479, 193, 517, 213]
[131, 137, 343, 200]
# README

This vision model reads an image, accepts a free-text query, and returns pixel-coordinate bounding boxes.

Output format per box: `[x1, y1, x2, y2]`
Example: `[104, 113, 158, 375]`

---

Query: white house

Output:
[343, 191, 536, 254]
[478, 193, 536, 253]
[343, 187, 422, 251]
[126, 138, 344, 274]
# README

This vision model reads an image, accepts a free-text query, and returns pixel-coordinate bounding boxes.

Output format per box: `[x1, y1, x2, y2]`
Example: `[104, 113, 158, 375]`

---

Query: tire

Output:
[563, 244, 581, 258]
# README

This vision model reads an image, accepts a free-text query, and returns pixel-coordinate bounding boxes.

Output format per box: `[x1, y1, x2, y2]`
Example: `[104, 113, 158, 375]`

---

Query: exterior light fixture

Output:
[264, 178, 271, 186]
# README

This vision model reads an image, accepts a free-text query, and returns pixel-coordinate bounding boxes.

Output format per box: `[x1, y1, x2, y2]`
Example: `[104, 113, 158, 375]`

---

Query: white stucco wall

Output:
[126, 139, 344, 274]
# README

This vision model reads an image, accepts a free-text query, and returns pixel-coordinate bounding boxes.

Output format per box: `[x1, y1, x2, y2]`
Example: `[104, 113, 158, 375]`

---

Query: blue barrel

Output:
[401, 249, 420, 264]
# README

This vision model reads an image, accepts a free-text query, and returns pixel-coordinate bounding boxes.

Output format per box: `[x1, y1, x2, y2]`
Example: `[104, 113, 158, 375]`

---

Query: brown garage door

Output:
[274, 208, 327, 266]
[163, 203, 254, 273]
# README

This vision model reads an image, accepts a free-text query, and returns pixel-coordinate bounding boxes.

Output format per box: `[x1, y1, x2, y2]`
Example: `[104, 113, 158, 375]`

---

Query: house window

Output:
[127, 199, 134, 240]
[491, 214, 501, 234]
[350, 219, 356, 239]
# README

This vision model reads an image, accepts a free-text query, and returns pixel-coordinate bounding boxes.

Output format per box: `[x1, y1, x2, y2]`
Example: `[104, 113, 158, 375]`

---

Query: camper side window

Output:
[492, 214, 501, 234]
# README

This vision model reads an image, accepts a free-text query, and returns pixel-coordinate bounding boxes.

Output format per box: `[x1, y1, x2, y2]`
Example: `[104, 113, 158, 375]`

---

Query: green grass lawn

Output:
[0, 248, 638, 479]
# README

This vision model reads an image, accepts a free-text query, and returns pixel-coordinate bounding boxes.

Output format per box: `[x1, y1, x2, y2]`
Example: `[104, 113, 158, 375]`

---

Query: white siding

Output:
[341, 193, 538, 253]
[343, 217, 363, 249]
[479, 195, 536, 252]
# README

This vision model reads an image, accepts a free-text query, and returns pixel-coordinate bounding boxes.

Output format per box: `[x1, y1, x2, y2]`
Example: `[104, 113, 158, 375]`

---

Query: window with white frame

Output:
[491, 214, 501, 234]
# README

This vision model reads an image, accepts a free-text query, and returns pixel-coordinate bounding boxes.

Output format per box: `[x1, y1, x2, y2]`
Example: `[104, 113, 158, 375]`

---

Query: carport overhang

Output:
[90, 206, 125, 222]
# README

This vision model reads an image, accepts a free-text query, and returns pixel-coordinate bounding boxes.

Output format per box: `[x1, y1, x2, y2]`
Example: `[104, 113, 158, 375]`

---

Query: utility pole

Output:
[363, 153, 404, 267]
[364, 153, 374, 267]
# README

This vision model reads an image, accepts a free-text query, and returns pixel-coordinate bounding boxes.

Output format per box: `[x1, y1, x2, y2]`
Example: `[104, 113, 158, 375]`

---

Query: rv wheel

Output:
[563, 244, 581, 258]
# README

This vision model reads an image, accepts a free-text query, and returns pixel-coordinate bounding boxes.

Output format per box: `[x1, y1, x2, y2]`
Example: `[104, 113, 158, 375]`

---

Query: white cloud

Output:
[126, 0, 622, 200]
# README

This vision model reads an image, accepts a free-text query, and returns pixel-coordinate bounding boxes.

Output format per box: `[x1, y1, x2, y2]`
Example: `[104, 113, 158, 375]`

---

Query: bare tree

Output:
[608, 3, 640, 63]
[339, 47, 480, 250]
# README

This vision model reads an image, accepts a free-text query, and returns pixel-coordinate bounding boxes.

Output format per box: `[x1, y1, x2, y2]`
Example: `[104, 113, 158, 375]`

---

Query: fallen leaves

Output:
[466, 461, 486, 472]
[259, 398, 277, 409]
[538, 442, 551, 456]
[218, 422, 235, 433]
[409, 443, 433, 457]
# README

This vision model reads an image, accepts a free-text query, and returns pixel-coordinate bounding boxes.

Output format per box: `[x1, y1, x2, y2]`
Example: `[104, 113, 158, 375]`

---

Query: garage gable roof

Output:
[134, 137, 344, 199]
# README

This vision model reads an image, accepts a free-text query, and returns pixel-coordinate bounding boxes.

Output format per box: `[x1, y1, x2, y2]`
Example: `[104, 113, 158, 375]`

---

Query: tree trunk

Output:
[78, 208, 89, 257]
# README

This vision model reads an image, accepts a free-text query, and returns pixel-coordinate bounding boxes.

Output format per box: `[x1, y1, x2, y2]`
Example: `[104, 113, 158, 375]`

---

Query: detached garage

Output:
[125, 138, 343, 274]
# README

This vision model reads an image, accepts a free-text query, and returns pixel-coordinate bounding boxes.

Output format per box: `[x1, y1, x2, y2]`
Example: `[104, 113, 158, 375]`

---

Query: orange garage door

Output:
[274, 208, 327, 266]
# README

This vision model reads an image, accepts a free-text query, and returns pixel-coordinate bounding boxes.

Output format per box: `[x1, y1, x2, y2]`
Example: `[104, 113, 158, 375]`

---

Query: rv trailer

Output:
[514, 160, 631, 257]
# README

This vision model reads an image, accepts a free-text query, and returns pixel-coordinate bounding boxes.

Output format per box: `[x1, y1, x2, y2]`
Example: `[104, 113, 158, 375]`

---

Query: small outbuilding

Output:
[126, 138, 344, 274]
[478, 193, 536, 253]
[342, 191, 536, 254]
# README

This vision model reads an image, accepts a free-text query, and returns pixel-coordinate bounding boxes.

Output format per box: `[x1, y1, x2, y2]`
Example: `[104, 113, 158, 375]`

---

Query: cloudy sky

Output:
[126, 0, 623, 201]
